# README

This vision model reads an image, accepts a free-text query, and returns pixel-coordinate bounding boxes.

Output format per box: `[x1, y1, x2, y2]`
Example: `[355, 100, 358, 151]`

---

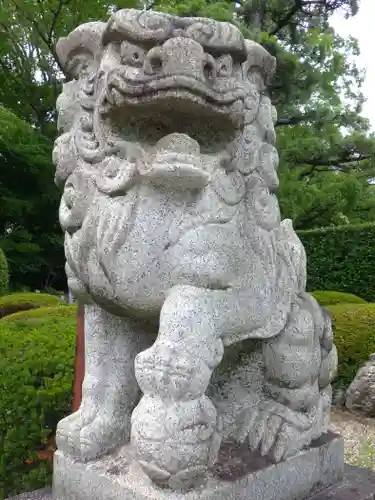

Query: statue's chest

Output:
[124, 185, 193, 253]
[123, 183, 244, 262]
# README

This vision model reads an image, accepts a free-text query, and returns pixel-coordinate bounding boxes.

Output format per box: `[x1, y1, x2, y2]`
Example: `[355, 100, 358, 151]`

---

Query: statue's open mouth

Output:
[104, 73, 243, 154]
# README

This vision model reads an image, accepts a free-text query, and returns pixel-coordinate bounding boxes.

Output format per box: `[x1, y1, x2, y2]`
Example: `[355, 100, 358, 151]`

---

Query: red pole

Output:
[72, 302, 85, 412]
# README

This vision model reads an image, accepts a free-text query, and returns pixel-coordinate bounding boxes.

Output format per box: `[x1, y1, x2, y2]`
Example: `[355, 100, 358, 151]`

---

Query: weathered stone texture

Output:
[53, 8, 340, 498]
[346, 353, 375, 416]
[53, 433, 345, 500]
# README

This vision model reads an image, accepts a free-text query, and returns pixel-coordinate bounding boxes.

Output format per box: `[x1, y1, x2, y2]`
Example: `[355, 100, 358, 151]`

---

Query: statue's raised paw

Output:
[131, 395, 221, 490]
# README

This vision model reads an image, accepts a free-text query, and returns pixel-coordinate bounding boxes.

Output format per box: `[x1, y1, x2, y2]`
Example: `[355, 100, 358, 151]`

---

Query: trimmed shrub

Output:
[311, 290, 366, 307]
[0, 249, 8, 296]
[0, 305, 77, 324]
[326, 303, 375, 390]
[0, 311, 76, 498]
[298, 223, 375, 302]
[0, 293, 66, 319]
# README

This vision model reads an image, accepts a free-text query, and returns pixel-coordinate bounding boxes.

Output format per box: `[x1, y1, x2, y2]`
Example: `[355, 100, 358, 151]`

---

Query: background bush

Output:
[326, 303, 375, 390]
[0, 307, 76, 499]
[0, 292, 66, 319]
[298, 223, 375, 301]
[311, 290, 366, 307]
[0, 304, 77, 324]
[0, 249, 8, 296]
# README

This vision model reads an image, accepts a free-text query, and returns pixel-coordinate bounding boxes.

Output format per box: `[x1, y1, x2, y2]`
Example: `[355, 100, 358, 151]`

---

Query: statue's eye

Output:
[247, 66, 265, 90]
[217, 55, 233, 77]
[68, 55, 91, 80]
[120, 42, 146, 67]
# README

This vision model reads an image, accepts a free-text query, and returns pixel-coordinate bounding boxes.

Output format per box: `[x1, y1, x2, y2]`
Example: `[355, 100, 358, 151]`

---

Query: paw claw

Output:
[272, 424, 289, 462]
[248, 416, 265, 451]
[236, 410, 256, 443]
[261, 414, 282, 457]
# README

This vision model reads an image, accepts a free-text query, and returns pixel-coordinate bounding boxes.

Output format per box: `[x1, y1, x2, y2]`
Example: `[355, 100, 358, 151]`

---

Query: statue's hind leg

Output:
[244, 293, 337, 462]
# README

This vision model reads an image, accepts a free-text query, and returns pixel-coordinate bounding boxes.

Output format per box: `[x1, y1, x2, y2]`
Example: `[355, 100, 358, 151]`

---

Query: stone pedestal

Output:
[7, 461, 375, 500]
[53, 433, 344, 500]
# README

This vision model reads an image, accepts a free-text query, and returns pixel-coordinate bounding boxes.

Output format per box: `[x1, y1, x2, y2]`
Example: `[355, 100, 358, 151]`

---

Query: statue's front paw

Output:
[243, 401, 316, 462]
[56, 409, 95, 456]
[79, 414, 130, 461]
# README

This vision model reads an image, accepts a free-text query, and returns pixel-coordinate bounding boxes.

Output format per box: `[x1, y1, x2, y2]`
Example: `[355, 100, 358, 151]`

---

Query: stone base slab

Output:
[310, 465, 375, 499]
[53, 432, 346, 500]
[7, 464, 375, 500]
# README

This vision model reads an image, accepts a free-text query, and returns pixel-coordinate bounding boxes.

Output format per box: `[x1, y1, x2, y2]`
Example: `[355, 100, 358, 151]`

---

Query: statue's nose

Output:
[145, 37, 215, 82]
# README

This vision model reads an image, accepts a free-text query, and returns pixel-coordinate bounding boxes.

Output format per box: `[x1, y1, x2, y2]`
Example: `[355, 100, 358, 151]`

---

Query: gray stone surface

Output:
[53, 7, 340, 494]
[346, 354, 375, 416]
[53, 433, 344, 500]
[8, 463, 375, 500]
[310, 465, 375, 500]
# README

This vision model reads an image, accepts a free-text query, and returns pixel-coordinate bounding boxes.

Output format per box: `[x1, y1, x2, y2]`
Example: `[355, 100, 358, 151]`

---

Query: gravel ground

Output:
[330, 408, 375, 469]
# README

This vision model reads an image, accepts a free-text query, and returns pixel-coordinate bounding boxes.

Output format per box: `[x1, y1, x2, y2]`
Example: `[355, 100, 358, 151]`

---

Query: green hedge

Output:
[0, 308, 76, 499]
[326, 303, 375, 390]
[0, 293, 66, 319]
[0, 304, 77, 324]
[298, 223, 375, 302]
[0, 249, 8, 296]
[311, 290, 366, 307]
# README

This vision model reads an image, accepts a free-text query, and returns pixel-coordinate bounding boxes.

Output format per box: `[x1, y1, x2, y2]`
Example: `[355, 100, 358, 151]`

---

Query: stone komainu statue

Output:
[53, 9, 338, 491]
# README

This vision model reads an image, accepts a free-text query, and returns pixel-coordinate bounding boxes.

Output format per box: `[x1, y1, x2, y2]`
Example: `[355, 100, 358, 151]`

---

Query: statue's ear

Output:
[56, 21, 106, 80]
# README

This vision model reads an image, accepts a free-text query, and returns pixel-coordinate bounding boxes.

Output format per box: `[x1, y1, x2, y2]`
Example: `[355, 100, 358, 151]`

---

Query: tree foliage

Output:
[0, 105, 64, 288]
[0, 0, 374, 287]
